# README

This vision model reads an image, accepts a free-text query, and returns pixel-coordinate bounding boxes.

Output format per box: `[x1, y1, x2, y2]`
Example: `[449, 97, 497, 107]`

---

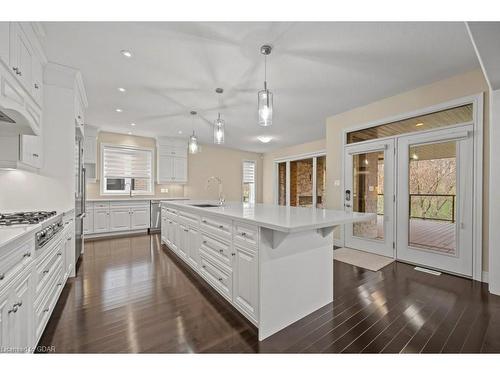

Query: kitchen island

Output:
[160, 200, 374, 340]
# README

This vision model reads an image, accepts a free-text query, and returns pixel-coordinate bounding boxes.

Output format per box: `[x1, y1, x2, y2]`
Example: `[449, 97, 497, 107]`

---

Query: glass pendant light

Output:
[213, 88, 225, 144]
[258, 45, 273, 127]
[188, 110, 199, 154]
[214, 113, 225, 144]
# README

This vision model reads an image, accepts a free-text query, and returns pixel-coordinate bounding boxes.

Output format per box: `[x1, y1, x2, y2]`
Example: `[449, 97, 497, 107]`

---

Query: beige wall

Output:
[86, 132, 263, 203]
[185, 144, 263, 203]
[262, 139, 326, 203]
[325, 69, 490, 271]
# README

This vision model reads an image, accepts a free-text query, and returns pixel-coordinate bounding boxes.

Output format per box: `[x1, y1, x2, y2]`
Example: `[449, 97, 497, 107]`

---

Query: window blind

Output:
[103, 145, 152, 179]
[243, 161, 256, 183]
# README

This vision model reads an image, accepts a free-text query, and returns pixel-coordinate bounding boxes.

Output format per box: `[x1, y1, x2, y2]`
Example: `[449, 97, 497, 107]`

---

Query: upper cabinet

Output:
[157, 137, 188, 184]
[84, 125, 98, 183]
[0, 22, 46, 137]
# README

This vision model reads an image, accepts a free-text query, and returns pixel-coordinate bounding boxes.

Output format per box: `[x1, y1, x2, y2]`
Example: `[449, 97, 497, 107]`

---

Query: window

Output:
[101, 144, 153, 195]
[242, 160, 256, 204]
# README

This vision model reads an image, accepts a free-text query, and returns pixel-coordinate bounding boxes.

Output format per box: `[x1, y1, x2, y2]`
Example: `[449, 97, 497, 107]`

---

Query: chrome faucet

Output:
[206, 176, 225, 206]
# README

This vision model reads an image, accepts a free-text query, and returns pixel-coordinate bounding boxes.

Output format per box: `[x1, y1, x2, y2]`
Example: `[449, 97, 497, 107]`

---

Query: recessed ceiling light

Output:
[115, 108, 123, 113]
[127, 131, 132, 135]
[120, 50, 132, 58]
[257, 136, 272, 143]
[178, 130, 183, 135]
[131, 123, 136, 126]
[118, 87, 126, 92]
[416, 122, 424, 127]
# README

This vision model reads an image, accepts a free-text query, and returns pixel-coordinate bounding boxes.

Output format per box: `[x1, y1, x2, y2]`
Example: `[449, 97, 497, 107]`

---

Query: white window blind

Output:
[243, 161, 256, 184]
[103, 145, 152, 180]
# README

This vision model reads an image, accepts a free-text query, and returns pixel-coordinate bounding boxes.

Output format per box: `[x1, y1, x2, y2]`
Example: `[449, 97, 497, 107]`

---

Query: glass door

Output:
[344, 139, 395, 257]
[396, 126, 473, 276]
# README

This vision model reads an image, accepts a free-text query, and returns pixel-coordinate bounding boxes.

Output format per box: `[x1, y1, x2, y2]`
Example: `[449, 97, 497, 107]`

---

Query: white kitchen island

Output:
[160, 200, 374, 340]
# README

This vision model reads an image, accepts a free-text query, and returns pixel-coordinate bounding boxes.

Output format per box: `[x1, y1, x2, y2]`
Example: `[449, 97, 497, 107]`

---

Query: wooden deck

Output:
[377, 215, 455, 253]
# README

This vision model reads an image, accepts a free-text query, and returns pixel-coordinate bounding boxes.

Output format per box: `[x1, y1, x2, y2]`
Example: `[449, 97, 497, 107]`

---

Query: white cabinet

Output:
[20, 134, 42, 168]
[9, 23, 33, 95]
[157, 137, 188, 184]
[93, 208, 110, 233]
[0, 23, 10, 66]
[233, 246, 258, 321]
[0, 289, 10, 349]
[187, 226, 200, 269]
[109, 208, 131, 231]
[130, 207, 150, 230]
[83, 209, 94, 234]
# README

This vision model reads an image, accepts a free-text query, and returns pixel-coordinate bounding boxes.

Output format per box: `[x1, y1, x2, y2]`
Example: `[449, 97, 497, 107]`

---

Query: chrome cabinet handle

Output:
[202, 265, 206, 269]
[23, 252, 31, 258]
[219, 249, 224, 253]
[12, 66, 18, 73]
[43, 270, 49, 274]
[231, 252, 236, 256]
[218, 277, 223, 281]
[8, 306, 18, 314]
[13, 301, 22, 308]
[202, 240, 207, 244]
[0, 273, 4, 280]
[218, 225, 224, 229]
[57, 282, 62, 286]
[32, 153, 39, 158]
[241, 232, 247, 236]
[43, 308, 50, 313]
[57, 252, 62, 256]
[202, 220, 207, 223]
[34, 83, 40, 89]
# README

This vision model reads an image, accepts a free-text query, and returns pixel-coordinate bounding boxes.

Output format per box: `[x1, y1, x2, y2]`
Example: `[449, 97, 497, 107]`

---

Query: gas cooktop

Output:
[0, 211, 58, 226]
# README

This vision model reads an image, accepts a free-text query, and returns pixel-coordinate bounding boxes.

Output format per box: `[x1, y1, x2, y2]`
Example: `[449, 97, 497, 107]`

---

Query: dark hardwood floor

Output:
[37, 233, 500, 353]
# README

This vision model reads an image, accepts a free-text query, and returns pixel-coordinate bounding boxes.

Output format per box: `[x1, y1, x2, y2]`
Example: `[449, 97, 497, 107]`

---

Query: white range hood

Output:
[0, 107, 37, 136]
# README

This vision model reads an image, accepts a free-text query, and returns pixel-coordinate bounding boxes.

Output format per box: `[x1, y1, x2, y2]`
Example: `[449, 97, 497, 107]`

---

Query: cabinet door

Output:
[12, 26, 33, 94]
[0, 22, 9, 66]
[168, 219, 178, 251]
[83, 210, 94, 234]
[93, 209, 110, 233]
[20, 135, 42, 168]
[177, 224, 189, 259]
[173, 157, 187, 182]
[187, 226, 200, 269]
[0, 289, 10, 350]
[31, 52, 43, 106]
[109, 208, 131, 231]
[233, 246, 258, 321]
[130, 207, 150, 230]
[158, 155, 174, 183]
[65, 227, 75, 279]
[161, 215, 167, 244]
[8, 271, 32, 350]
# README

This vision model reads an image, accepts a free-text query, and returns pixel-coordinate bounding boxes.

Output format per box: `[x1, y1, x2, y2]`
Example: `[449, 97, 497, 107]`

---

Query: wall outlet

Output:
[161, 188, 169, 193]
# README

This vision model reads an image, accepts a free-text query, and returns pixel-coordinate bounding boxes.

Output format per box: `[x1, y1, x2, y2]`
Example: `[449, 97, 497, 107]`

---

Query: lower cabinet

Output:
[83, 209, 93, 234]
[130, 207, 150, 229]
[93, 208, 110, 233]
[160, 207, 259, 324]
[109, 208, 130, 231]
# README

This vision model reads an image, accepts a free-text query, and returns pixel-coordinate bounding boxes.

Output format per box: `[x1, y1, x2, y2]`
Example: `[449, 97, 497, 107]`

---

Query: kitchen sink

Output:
[190, 204, 220, 208]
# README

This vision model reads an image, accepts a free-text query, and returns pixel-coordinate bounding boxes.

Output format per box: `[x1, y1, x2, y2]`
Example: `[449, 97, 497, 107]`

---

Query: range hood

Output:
[0, 107, 37, 136]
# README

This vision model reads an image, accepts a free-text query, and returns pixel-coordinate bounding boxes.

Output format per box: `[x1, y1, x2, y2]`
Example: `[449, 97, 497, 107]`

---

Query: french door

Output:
[396, 126, 473, 276]
[344, 139, 395, 257]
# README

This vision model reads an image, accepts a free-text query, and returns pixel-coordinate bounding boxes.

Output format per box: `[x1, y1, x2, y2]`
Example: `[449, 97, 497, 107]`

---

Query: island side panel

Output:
[258, 226, 335, 341]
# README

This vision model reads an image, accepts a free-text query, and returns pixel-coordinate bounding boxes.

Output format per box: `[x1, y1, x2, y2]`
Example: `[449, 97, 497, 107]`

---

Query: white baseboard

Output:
[85, 229, 148, 240]
[333, 238, 344, 248]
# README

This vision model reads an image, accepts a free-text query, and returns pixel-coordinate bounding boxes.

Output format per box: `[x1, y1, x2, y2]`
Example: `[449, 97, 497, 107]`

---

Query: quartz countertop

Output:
[0, 224, 40, 249]
[160, 200, 375, 233]
[86, 197, 189, 202]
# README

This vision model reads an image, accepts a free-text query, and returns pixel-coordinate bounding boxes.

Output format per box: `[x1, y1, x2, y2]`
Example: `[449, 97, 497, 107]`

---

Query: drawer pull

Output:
[168, 221, 173, 224]
[57, 283, 62, 287]
[43, 308, 50, 313]
[218, 225, 224, 229]
[202, 265, 206, 269]
[57, 252, 62, 256]
[183, 228, 188, 232]
[43, 270, 49, 274]
[0, 273, 4, 280]
[14, 301, 22, 307]
[231, 252, 236, 256]
[241, 232, 247, 236]
[218, 277, 223, 281]
[202, 240, 207, 244]
[219, 249, 224, 253]
[23, 252, 31, 258]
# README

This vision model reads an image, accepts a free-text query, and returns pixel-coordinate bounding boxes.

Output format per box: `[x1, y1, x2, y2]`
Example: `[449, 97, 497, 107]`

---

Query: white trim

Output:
[312, 157, 317, 207]
[242, 159, 257, 204]
[341, 93, 484, 282]
[273, 150, 326, 163]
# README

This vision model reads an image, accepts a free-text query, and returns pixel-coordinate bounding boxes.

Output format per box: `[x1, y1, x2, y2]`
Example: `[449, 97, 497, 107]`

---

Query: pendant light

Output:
[214, 88, 225, 144]
[258, 44, 273, 127]
[188, 110, 199, 154]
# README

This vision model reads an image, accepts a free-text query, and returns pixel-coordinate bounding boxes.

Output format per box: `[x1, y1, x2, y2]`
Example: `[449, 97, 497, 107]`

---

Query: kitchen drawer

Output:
[93, 202, 110, 209]
[199, 254, 232, 301]
[34, 238, 63, 297]
[178, 210, 199, 226]
[0, 233, 33, 288]
[233, 222, 258, 250]
[34, 264, 64, 340]
[200, 215, 232, 240]
[200, 232, 232, 267]
[164, 207, 178, 215]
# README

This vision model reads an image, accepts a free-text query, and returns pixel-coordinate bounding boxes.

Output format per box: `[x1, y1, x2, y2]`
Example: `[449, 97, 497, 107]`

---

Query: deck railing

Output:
[376, 193, 456, 223]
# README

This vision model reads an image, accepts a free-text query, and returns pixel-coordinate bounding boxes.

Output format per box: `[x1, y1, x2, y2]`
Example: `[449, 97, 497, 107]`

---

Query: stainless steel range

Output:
[0, 211, 64, 250]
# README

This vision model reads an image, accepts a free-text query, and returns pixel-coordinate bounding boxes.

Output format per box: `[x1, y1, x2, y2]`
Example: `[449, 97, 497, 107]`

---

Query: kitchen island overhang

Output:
[160, 200, 375, 340]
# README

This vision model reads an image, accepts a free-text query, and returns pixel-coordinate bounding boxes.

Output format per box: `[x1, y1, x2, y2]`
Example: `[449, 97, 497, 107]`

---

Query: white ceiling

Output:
[41, 22, 479, 153]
